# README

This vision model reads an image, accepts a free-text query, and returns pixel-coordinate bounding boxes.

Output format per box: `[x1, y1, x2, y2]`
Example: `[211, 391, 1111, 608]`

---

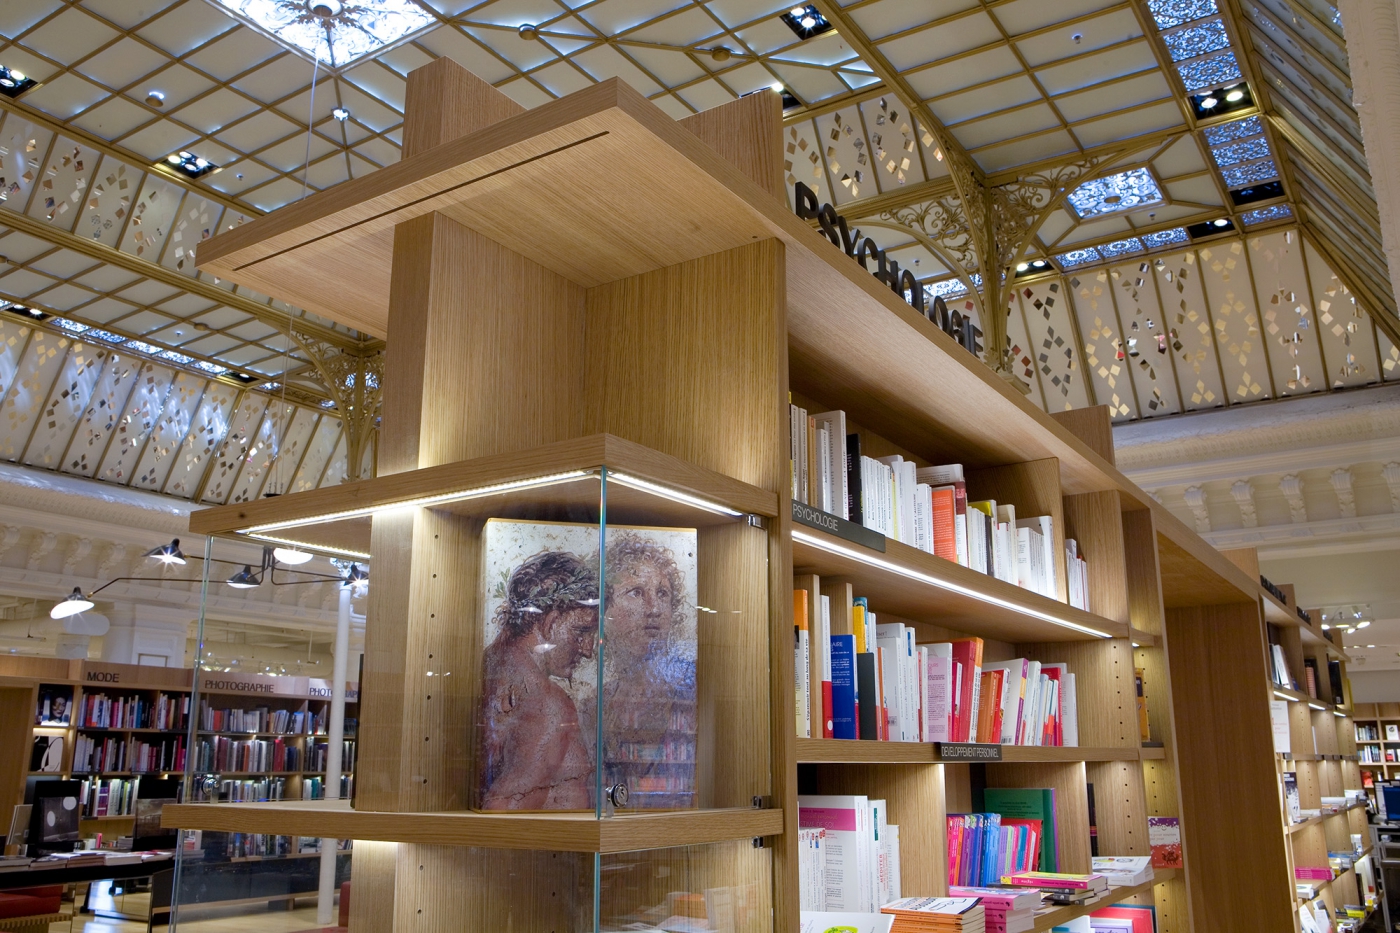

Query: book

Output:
[832, 635, 859, 740]
[880, 897, 985, 933]
[812, 411, 849, 519]
[799, 827, 828, 910]
[799, 795, 876, 911]
[1000, 870, 1108, 893]
[923, 643, 953, 743]
[918, 464, 968, 567]
[950, 638, 984, 743]
[1283, 772, 1302, 823]
[1147, 816, 1182, 869]
[847, 433, 864, 526]
[984, 788, 1058, 873]
[974, 668, 1005, 744]
[796, 589, 811, 739]
[982, 659, 1028, 745]
[1135, 667, 1150, 743]
[819, 595, 834, 739]
[801, 913, 894, 933]
[1091, 856, 1154, 887]
[1089, 905, 1157, 933]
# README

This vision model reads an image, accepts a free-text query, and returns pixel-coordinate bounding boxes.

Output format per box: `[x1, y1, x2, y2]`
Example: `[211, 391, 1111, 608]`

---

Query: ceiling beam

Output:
[0, 207, 372, 353]
[1300, 221, 1400, 344]
[837, 176, 960, 220]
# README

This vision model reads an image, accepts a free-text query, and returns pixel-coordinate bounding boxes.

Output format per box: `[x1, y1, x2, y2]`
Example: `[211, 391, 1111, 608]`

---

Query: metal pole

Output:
[316, 582, 352, 925]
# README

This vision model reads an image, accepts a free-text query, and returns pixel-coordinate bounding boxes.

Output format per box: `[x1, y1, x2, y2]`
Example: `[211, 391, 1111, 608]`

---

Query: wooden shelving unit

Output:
[161, 57, 1309, 932]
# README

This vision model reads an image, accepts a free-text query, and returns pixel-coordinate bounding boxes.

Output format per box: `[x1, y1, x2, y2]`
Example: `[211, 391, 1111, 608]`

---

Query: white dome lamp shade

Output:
[51, 587, 94, 619]
[226, 565, 263, 589]
[273, 546, 314, 565]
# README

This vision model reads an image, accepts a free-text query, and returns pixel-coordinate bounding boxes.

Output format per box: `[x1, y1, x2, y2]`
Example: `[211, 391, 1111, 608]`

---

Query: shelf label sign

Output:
[792, 501, 886, 552]
[937, 742, 1003, 761]
[793, 182, 983, 357]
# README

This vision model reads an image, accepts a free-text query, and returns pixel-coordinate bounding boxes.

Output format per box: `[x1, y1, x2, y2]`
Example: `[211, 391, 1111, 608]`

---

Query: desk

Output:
[0, 856, 172, 891]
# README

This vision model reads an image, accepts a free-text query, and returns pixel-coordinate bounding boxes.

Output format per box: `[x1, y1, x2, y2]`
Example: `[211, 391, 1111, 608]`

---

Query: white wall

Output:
[1350, 669, 1400, 702]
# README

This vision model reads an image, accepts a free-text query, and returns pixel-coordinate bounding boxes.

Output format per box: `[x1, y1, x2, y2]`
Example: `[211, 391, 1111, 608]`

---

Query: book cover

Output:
[846, 433, 864, 527]
[813, 411, 849, 520]
[930, 485, 958, 563]
[985, 788, 1058, 873]
[975, 668, 1005, 744]
[795, 589, 811, 739]
[800, 912, 893, 933]
[857, 651, 880, 741]
[35, 685, 72, 726]
[800, 794, 875, 912]
[831, 635, 858, 740]
[478, 519, 697, 812]
[1147, 816, 1182, 869]
[950, 638, 984, 743]
[1283, 772, 1301, 823]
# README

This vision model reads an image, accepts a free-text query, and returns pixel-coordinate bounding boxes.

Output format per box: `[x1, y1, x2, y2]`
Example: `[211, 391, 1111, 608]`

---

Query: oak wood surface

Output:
[0, 687, 31, 827]
[794, 738, 1152, 763]
[162, 799, 784, 853]
[401, 57, 524, 159]
[1049, 406, 1116, 466]
[793, 527, 1129, 643]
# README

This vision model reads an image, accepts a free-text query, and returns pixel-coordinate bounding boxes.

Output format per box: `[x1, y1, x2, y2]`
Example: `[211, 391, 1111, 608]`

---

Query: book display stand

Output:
[158, 57, 1307, 932]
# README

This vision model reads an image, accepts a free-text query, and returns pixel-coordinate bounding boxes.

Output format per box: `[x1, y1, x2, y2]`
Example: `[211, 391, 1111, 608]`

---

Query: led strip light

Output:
[605, 472, 744, 517]
[792, 528, 1114, 639]
[245, 533, 372, 561]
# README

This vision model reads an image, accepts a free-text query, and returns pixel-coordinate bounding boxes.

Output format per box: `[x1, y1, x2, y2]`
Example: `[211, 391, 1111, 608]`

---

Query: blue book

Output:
[830, 635, 858, 740]
[981, 812, 1002, 885]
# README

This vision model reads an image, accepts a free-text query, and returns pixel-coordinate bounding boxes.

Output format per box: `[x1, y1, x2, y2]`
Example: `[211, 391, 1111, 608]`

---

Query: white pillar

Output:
[1339, 0, 1400, 298]
[316, 583, 353, 925]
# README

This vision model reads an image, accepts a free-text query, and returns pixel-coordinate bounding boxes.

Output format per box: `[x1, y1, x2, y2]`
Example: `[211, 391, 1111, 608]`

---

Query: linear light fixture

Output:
[792, 529, 1113, 638]
[246, 533, 372, 561]
[1307, 702, 1327, 711]
[1273, 690, 1297, 702]
[241, 471, 594, 533]
[1333, 711, 1347, 718]
[605, 472, 744, 517]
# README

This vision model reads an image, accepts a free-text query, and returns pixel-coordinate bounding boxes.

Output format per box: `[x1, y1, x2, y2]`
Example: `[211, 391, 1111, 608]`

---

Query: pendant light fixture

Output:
[272, 546, 314, 565]
[144, 538, 187, 565]
[226, 565, 263, 589]
[50, 587, 95, 619]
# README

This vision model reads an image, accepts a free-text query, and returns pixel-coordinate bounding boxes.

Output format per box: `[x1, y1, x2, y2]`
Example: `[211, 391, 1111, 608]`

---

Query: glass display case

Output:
[165, 439, 781, 931]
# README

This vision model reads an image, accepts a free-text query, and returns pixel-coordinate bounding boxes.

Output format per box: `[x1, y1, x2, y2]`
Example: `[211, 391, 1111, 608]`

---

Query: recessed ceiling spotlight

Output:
[1016, 262, 1029, 272]
[1200, 96, 1218, 109]
[145, 90, 165, 107]
[518, 23, 538, 40]
[1225, 88, 1245, 102]
[311, 0, 343, 17]
[780, 4, 834, 39]
[1213, 218, 1230, 227]
[162, 150, 218, 179]
[0, 66, 36, 98]
[1031, 259, 1046, 268]
[332, 106, 350, 122]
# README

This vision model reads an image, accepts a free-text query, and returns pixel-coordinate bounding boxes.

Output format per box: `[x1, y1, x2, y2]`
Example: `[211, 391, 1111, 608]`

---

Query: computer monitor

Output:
[1382, 784, 1400, 823]
[132, 777, 181, 851]
[26, 779, 81, 855]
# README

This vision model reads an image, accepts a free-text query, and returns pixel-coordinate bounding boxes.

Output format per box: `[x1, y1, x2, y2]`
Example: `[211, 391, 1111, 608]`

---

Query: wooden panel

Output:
[380, 211, 584, 474]
[811, 763, 947, 896]
[1136, 646, 1171, 753]
[0, 687, 30, 828]
[967, 458, 1068, 602]
[394, 844, 585, 931]
[583, 239, 785, 491]
[794, 530, 1127, 643]
[1123, 510, 1165, 636]
[1218, 547, 1260, 580]
[1085, 760, 1149, 856]
[821, 579, 854, 637]
[1063, 491, 1128, 624]
[1166, 602, 1294, 932]
[357, 509, 480, 812]
[1156, 523, 1259, 608]
[984, 761, 1091, 873]
[401, 57, 525, 159]
[348, 839, 397, 933]
[678, 91, 784, 201]
[695, 523, 773, 809]
[1050, 406, 1116, 465]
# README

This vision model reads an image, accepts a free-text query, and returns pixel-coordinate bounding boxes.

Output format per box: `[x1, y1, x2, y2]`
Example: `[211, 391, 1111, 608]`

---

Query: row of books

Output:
[225, 833, 294, 859]
[947, 814, 1041, 889]
[302, 774, 354, 800]
[73, 735, 185, 774]
[1355, 723, 1399, 741]
[79, 777, 135, 818]
[798, 794, 901, 913]
[78, 691, 188, 731]
[788, 408, 1090, 612]
[199, 703, 312, 735]
[795, 600, 1078, 746]
[307, 740, 357, 773]
[196, 777, 289, 803]
[192, 736, 303, 773]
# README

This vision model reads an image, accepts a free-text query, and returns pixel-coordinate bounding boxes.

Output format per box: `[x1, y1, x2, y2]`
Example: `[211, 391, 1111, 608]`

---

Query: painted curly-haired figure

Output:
[478, 550, 599, 810]
[599, 533, 697, 807]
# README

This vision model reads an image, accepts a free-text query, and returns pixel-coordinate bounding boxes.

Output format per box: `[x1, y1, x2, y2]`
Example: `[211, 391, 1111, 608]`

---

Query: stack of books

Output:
[881, 897, 987, 933]
[798, 795, 900, 911]
[1090, 856, 1154, 887]
[948, 886, 1037, 932]
[1000, 871, 1108, 905]
[947, 813, 1044, 886]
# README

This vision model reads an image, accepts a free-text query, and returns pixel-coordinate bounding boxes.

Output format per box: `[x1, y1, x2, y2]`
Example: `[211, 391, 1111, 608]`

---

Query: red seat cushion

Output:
[339, 880, 350, 927]
[0, 884, 63, 918]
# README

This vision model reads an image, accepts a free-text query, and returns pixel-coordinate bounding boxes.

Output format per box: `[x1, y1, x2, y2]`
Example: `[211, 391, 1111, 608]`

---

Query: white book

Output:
[899, 460, 917, 546]
[886, 825, 901, 901]
[877, 456, 904, 542]
[922, 643, 954, 742]
[1034, 515, 1057, 598]
[1020, 662, 1042, 745]
[876, 623, 908, 742]
[917, 646, 929, 742]
[819, 595, 833, 736]
[1015, 526, 1037, 592]
[796, 614, 811, 738]
[813, 410, 848, 519]
[1063, 672, 1078, 747]
[870, 799, 889, 910]
[914, 483, 933, 554]
[796, 407, 809, 504]
[996, 504, 1017, 583]
[816, 425, 831, 513]
[799, 795, 873, 911]
[904, 629, 918, 745]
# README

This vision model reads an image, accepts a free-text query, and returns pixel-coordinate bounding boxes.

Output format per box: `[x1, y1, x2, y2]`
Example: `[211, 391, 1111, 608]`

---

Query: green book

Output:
[984, 787, 1058, 872]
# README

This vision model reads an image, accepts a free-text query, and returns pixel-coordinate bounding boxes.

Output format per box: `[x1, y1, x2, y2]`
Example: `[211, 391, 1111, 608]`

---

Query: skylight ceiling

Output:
[213, 0, 437, 70]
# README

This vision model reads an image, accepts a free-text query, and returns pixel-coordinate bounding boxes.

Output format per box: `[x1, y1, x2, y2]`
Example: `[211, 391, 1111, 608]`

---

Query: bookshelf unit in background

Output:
[192, 674, 359, 807]
[157, 60, 1310, 932]
[0, 658, 193, 834]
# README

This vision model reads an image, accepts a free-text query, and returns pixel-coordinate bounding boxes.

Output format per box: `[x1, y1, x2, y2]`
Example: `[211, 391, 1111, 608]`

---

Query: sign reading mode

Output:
[793, 182, 983, 358]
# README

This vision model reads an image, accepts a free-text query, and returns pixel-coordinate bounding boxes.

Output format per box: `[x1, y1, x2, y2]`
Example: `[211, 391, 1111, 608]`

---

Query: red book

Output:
[951, 638, 984, 742]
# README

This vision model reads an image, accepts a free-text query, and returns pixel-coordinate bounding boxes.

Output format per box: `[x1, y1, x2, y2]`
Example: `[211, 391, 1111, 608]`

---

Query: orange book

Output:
[975, 668, 1005, 743]
[794, 590, 810, 739]
[931, 486, 957, 562]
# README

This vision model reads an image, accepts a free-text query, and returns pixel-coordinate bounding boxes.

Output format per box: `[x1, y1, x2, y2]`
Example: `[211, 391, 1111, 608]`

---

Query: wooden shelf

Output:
[1029, 869, 1177, 932]
[1286, 802, 1367, 834]
[795, 738, 1151, 764]
[791, 526, 1133, 643]
[163, 799, 783, 853]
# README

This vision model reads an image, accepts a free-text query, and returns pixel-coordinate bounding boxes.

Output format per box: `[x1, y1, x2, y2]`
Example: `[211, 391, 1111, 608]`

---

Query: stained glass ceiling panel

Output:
[1066, 168, 1166, 219]
[212, 0, 437, 69]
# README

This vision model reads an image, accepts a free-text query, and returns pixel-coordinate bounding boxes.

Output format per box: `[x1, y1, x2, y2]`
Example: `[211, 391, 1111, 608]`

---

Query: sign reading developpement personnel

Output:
[936, 742, 1004, 762]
